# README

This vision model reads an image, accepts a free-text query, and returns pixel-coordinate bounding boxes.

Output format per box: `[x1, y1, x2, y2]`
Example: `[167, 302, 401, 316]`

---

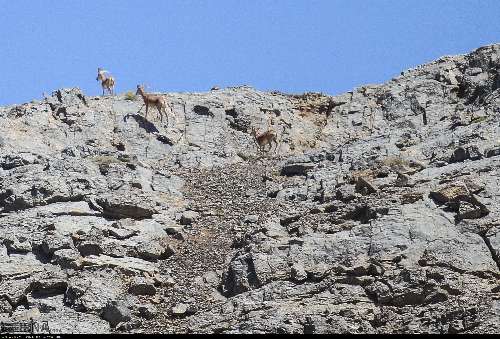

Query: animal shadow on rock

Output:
[123, 113, 160, 134]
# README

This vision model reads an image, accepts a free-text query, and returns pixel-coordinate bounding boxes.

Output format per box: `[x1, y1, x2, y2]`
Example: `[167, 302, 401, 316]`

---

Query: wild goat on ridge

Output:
[135, 85, 172, 125]
[96, 68, 115, 96]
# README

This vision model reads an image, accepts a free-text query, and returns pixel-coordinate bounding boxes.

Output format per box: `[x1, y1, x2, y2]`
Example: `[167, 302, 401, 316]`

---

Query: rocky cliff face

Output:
[1, 44, 499, 334]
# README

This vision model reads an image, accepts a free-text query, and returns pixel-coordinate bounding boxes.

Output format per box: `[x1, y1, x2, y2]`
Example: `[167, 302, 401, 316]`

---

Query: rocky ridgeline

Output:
[1, 44, 499, 334]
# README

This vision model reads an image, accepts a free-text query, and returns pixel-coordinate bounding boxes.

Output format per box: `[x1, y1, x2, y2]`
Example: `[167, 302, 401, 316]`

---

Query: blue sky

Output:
[1, 0, 499, 105]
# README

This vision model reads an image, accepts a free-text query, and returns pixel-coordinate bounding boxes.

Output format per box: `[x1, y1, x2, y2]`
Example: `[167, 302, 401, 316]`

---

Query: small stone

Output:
[210, 290, 227, 303]
[102, 301, 132, 327]
[116, 319, 141, 331]
[430, 183, 469, 204]
[401, 192, 423, 204]
[245, 189, 258, 197]
[52, 248, 81, 269]
[171, 303, 188, 316]
[149, 295, 161, 304]
[162, 275, 176, 287]
[131, 182, 142, 189]
[180, 210, 200, 226]
[194, 276, 204, 286]
[136, 242, 174, 261]
[394, 172, 410, 187]
[96, 194, 157, 219]
[280, 162, 315, 177]
[266, 185, 282, 198]
[355, 177, 377, 195]
[365, 281, 393, 304]
[310, 207, 324, 214]
[449, 147, 468, 163]
[81, 255, 158, 276]
[76, 242, 103, 257]
[291, 263, 308, 283]
[4, 236, 32, 253]
[466, 67, 483, 76]
[376, 166, 391, 178]
[464, 180, 484, 194]
[466, 145, 483, 161]
[279, 214, 300, 226]
[107, 228, 138, 240]
[306, 263, 330, 280]
[128, 277, 157, 296]
[457, 202, 483, 220]
[41, 235, 73, 255]
[112, 219, 136, 228]
[203, 271, 219, 286]
[137, 304, 157, 320]
[164, 224, 184, 240]
[485, 146, 500, 158]
[243, 215, 259, 224]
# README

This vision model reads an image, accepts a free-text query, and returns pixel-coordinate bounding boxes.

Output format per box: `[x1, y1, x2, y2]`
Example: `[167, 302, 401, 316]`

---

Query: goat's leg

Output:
[145, 104, 149, 120]
[158, 106, 163, 122]
[167, 102, 174, 126]
[255, 141, 263, 153]
[163, 106, 169, 127]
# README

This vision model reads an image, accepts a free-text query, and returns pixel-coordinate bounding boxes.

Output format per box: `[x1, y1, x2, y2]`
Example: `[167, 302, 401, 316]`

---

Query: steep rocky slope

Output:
[1, 44, 499, 334]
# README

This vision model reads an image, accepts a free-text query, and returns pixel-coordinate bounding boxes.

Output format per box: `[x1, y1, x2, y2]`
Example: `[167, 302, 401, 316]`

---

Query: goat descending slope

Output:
[251, 126, 279, 153]
[136, 85, 172, 125]
[96, 68, 116, 96]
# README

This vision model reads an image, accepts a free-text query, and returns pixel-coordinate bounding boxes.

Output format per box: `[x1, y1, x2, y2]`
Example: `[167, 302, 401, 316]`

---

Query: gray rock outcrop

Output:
[1, 44, 499, 334]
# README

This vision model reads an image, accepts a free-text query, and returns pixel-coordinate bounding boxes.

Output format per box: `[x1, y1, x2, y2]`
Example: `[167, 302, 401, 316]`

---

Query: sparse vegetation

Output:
[471, 116, 488, 124]
[378, 155, 425, 175]
[91, 155, 134, 175]
[124, 91, 136, 101]
[350, 168, 375, 182]
[91, 155, 124, 166]
[380, 155, 412, 169]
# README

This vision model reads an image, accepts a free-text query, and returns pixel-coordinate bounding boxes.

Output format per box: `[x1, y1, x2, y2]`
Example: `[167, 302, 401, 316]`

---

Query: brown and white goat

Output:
[96, 68, 115, 96]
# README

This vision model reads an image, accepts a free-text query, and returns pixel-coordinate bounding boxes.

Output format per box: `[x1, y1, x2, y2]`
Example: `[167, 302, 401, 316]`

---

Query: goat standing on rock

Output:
[96, 68, 116, 96]
[136, 85, 172, 125]
[251, 126, 279, 153]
